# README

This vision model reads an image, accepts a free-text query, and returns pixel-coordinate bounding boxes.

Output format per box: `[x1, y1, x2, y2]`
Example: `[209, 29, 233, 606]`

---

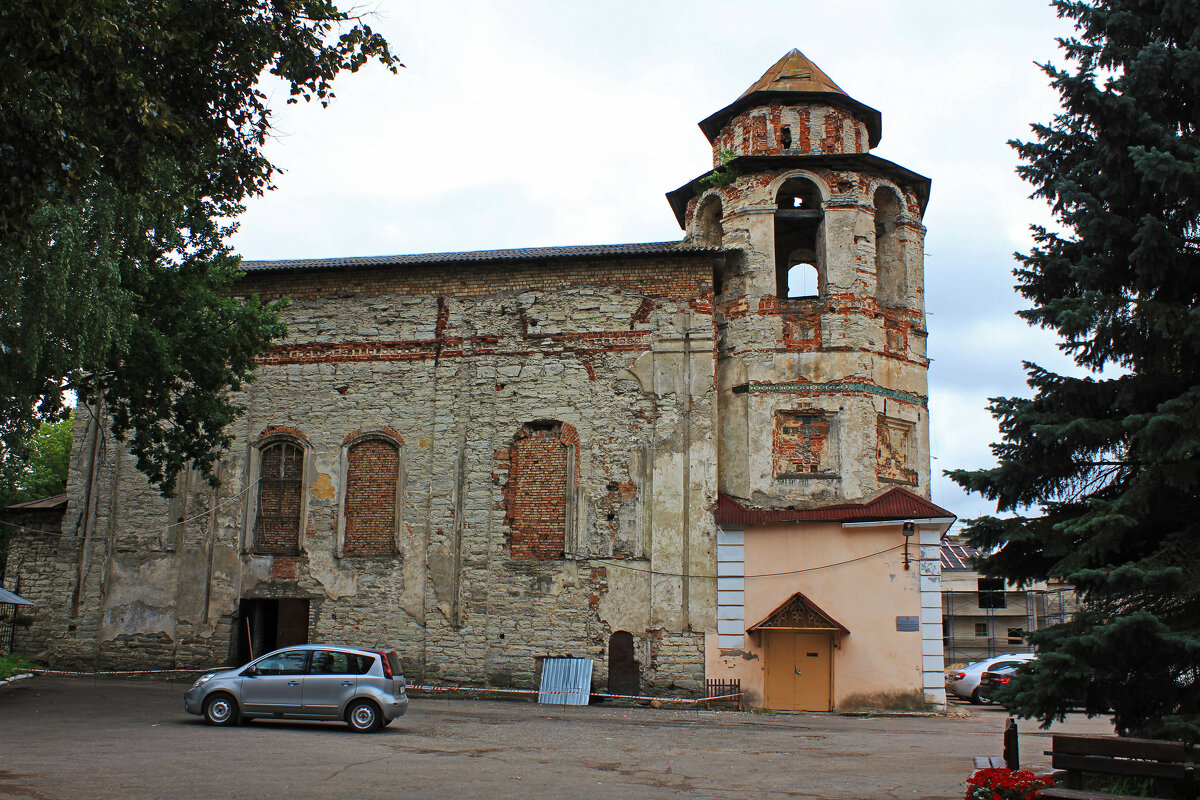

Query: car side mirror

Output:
[242, 667, 258, 677]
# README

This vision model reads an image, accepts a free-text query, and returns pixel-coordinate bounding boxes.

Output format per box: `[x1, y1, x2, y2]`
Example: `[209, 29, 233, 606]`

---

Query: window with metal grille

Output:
[255, 441, 303, 554]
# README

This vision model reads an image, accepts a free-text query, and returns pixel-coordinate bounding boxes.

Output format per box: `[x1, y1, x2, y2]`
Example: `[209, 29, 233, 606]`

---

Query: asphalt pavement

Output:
[0, 677, 1116, 800]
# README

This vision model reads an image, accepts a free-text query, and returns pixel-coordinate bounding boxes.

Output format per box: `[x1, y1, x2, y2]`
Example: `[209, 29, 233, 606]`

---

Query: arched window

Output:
[786, 262, 819, 299]
[343, 436, 401, 557]
[254, 439, 304, 555]
[774, 177, 824, 300]
[506, 421, 578, 560]
[874, 187, 906, 308]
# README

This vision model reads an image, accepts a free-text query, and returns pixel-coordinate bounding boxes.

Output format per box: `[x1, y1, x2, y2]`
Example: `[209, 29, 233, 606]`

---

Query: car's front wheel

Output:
[345, 700, 382, 733]
[203, 693, 239, 726]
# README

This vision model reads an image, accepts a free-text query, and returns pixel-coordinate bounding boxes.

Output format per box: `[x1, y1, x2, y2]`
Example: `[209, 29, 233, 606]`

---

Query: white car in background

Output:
[945, 653, 1036, 704]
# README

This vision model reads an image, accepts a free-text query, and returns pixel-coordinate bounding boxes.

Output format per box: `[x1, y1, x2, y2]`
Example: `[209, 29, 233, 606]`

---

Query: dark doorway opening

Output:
[236, 598, 309, 665]
[607, 631, 640, 696]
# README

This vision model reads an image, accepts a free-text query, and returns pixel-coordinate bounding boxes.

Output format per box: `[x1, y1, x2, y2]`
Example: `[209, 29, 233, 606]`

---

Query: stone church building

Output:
[6, 50, 955, 710]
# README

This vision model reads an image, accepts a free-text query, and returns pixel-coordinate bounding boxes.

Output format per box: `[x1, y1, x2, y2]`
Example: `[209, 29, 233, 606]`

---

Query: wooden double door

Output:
[763, 631, 833, 711]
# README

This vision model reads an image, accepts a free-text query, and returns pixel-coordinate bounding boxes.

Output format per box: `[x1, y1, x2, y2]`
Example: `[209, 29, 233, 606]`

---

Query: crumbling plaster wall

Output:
[39, 256, 719, 692]
[694, 164, 930, 507]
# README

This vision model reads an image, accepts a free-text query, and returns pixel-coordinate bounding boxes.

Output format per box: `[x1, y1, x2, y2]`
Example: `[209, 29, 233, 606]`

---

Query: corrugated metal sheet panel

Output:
[0, 588, 33, 605]
[240, 242, 722, 273]
[538, 657, 593, 706]
[714, 487, 955, 527]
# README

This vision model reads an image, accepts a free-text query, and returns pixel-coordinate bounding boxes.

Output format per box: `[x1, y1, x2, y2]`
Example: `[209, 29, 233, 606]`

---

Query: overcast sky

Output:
[230, 1, 1084, 527]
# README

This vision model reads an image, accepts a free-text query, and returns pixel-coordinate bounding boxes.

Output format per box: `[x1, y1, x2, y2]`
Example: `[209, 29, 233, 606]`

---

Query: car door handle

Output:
[288, 680, 300, 686]
[795, 669, 803, 676]
[342, 681, 354, 686]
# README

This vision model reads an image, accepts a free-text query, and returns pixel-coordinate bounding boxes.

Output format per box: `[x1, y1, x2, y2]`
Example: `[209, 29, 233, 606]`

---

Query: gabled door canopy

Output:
[747, 591, 849, 636]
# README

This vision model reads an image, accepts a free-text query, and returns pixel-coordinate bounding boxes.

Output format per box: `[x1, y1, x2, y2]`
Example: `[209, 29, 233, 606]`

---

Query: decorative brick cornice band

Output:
[257, 332, 654, 366]
[732, 380, 927, 408]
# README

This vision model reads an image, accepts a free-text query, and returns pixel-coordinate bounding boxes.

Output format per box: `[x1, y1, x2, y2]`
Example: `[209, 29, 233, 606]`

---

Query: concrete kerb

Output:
[0, 672, 36, 688]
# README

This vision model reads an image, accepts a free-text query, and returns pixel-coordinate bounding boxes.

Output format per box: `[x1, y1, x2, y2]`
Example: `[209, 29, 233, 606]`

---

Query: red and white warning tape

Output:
[35, 668, 220, 676]
[408, 683, 742, 705]
[28, 670, 742, 706]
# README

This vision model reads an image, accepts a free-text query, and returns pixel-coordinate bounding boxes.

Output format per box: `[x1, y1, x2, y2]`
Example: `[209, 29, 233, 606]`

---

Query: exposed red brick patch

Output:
[256, 426, 310, 445]
[783, 313, 821, 351]
[342, 427, 404, 447]
[343, 438, 400, 556]
[499, 422, 579, 560]
[772, 410, 834, 477]
[631, 297, 656, 325]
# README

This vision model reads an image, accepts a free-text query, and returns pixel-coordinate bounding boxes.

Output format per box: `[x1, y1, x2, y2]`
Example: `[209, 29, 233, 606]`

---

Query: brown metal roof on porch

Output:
[3, 493, 67, 512]
[714, 487, 955, 527]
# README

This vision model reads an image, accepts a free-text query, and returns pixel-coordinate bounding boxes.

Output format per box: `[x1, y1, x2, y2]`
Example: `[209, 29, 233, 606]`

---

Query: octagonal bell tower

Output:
[668, 49, 933, 508]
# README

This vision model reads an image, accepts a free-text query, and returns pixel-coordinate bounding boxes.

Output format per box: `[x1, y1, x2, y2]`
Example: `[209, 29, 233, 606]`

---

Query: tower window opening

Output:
[786, 262, 818, 298]
[781, 125, 792, 150]
[774, 177, 824, 299]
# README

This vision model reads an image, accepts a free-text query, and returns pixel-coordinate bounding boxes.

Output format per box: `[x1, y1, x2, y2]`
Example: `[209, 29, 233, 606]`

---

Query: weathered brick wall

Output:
[36, 253, 719, 695]
[713, 103, 870, 159]
[2, 511, 66, 657]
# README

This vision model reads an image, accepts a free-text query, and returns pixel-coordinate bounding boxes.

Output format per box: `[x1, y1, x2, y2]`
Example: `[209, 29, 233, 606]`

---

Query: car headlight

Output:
[192, 673, 217, 688]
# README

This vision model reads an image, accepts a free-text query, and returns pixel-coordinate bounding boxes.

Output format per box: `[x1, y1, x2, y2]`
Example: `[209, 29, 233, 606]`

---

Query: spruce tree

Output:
[949, 0, 1200, 741]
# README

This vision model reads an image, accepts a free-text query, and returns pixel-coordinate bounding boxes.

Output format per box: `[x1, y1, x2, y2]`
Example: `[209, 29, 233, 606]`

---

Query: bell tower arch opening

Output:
[774, 177, 825, 300]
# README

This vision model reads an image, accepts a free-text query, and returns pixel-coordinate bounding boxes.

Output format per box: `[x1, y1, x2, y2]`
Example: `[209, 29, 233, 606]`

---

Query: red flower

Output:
[965, 768, 1054, 800]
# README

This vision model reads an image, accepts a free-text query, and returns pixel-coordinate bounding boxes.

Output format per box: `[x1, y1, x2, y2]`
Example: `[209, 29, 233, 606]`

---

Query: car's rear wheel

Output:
[970, 688, 993, 705]
[346, 700, 382, 733]
[203, 693, 239, 726]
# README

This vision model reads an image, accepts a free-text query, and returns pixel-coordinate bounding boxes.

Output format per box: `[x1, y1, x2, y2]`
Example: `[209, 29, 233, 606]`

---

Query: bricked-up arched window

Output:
[255, 440, 304, 555]
[505, 422, 579, 559]
[343, 437, 400, 556]
[874, 186, 906, 308]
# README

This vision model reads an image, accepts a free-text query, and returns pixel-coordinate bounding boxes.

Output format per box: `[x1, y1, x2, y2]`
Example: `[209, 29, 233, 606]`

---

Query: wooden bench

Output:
[1041, 733, 1200, 800]
[972, 717, 1021, 775]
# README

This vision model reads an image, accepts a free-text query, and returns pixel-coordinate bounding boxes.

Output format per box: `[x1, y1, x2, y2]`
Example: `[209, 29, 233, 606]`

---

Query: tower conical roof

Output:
[698, 49, 881, 148]
[737, 48, 847, 99]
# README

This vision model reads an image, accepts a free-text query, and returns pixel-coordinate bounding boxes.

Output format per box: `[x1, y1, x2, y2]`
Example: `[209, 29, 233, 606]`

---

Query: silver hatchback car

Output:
[185, 644, 408, 732]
